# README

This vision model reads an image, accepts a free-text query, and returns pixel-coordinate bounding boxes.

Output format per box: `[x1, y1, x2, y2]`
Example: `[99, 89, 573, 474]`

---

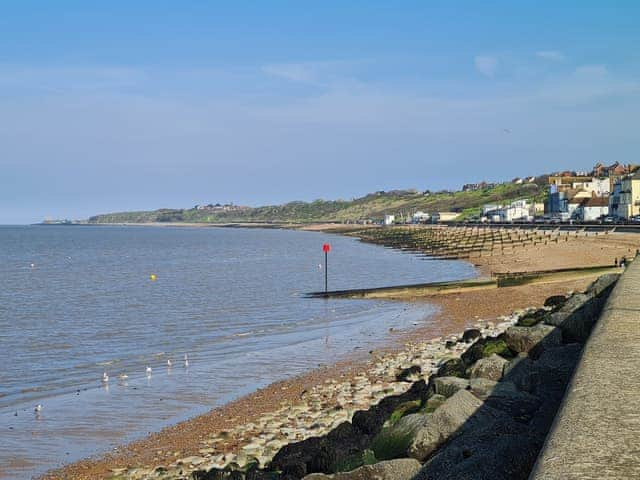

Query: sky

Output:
[1, 1, 640, 223]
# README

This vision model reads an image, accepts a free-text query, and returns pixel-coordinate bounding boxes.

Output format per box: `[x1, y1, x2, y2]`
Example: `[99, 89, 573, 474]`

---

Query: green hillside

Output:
[88, 180, 548, 224]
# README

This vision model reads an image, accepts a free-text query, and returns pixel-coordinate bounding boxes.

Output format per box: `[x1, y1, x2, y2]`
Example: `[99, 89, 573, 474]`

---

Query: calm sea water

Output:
[0, 226, 476, 479]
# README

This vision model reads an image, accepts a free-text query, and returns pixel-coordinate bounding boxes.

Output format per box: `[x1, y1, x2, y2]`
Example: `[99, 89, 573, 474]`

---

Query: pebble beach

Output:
[40, 228, 640, 480]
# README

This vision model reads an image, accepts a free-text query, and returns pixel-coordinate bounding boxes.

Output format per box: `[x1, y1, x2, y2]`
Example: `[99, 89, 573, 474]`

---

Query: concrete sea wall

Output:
[531, 260, 640, 479]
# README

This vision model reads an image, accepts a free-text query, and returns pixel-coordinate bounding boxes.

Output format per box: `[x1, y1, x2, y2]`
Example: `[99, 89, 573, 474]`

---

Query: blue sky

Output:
[2, 1, 640, 223]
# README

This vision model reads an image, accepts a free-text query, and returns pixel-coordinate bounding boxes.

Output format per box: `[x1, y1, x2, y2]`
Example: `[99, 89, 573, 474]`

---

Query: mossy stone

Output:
[388, 400, 422, 425]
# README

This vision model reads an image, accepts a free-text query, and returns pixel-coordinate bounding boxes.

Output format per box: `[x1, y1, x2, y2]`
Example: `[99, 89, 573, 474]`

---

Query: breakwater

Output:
[306, 265, 620, 300]
[345, 225, 600, 261]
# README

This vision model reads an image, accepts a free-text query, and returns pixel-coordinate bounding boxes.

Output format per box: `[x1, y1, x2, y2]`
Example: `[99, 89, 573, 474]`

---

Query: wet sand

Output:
[40, 231, 640, 480]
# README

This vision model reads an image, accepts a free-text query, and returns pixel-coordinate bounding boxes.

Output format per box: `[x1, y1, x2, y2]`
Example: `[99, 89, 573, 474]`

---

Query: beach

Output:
[37, 227, 640, 480]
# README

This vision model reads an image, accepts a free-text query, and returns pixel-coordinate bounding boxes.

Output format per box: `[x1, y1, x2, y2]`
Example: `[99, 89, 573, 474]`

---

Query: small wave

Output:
[96, 360, 120, 366]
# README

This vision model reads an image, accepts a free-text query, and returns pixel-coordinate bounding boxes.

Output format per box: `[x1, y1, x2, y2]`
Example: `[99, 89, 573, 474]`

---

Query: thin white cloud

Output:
[575, 64, 609, 78]
[474, 55, 498, 77]
[535, 51, 565, 62]
[261, 63, 319, 84]
[260, 59, 370, 89]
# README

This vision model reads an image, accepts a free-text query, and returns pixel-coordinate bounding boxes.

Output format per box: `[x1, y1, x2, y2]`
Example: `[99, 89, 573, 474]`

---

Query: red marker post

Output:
[322, 243, 331, 293]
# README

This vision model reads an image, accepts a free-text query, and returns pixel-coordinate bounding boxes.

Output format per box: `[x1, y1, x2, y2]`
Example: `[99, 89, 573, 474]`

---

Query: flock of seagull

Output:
[33, 354, 190, 414]
[29, 262, 191, 415]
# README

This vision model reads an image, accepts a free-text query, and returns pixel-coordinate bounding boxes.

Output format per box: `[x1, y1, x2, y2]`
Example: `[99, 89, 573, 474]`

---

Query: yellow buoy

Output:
[149, 273, 157, 281]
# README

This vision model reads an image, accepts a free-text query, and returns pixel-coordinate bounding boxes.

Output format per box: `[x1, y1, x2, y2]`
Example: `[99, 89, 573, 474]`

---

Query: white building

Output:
[482, 199, 532, 222]
[579, 177, 611, 196]
[482, 204, 501, 215]
[573, 196, 610, 221]
[383, 214, 395, 226]
[502, 199, 532, 221]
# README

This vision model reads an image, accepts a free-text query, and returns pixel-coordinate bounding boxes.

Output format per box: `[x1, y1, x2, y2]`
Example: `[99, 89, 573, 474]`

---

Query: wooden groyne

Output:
[344, 225, 598, 261]
[307, 265, 621, 299]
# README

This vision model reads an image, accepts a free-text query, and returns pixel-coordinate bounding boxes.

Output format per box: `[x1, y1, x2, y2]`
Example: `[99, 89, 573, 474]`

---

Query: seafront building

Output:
[547, 172, 612, 220]
[617, 172, 640, 219]
[571, 195, 610, 221]
[481, 199, 533, 222]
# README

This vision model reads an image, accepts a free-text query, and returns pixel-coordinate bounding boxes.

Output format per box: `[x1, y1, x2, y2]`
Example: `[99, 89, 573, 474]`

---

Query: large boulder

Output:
[481, 382, 540, 421]
[504, 325, 562, 358]
[516, 308, 548, 327]
[414, 417, 540, 480]
[527, 344, 584, 437]
[387, 400, 422, 425]
[532, 343, 583, 399]
[544, 292, 604, 343]
[422, 394, 446, 413]
[435, 358, 467, 378]
[469, 378, 498, 399]
[502, 355, 537, 393]
[408, 390, 506, 461]
[585, 273, 619, 297]
[304, 458, 422, 480]
[461, 336, 513, 366]
[468, 354, 509, 381]
[370, 413, 429, 461]
[433, 377, 470, 398]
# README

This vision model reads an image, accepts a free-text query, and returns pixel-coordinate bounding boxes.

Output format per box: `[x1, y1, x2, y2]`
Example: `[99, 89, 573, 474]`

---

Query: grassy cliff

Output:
[88, 180, 547, 224]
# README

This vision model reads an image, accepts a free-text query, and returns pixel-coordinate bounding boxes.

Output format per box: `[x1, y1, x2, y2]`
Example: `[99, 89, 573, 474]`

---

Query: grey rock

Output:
[503, 355, 537, 393]
[545, 292, 603, 343]
[435, 358, 467, 378]
[371, 413, 429, 461]
[585, 273, 619, 297]
[408, 390, 506, 461]
[559, 293, 592, 314]
[534, 343, 583, 384]
[469, 378, 498, 399]
[304, 458, 422, 480]
[528, 344, 584, 438]
[433, 376, 470, 398]
[414, 417, 540, 480]
[482, 382, 541, 421]
[423, 394, 447, 413]
[504, 325, 562, 357]
[469, 354, 509, 381]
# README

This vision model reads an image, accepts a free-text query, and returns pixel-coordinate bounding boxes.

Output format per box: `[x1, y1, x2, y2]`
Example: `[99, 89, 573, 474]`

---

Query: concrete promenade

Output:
[531, 259, 640, 479]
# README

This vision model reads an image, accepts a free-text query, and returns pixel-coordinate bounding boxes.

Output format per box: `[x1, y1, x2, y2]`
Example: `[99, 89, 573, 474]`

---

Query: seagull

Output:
[34, 404, 42, 413]
[167, 359, 172, 367]
[117, 373, 129, 380]
[30, 263, 35, 269]
[146, 366, 152, 375]
[184, 354, 189, 368]
[102, 372, 109, 383]
[503, 128, 511, 134]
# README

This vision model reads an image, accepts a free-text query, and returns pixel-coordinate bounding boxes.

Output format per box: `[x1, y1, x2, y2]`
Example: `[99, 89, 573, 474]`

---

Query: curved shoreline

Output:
[36, 229, 640, 479]
[39, 279, 593, 480]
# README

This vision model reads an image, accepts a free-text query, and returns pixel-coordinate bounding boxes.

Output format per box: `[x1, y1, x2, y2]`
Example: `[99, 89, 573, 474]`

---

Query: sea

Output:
[0, 225, 477, 479]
